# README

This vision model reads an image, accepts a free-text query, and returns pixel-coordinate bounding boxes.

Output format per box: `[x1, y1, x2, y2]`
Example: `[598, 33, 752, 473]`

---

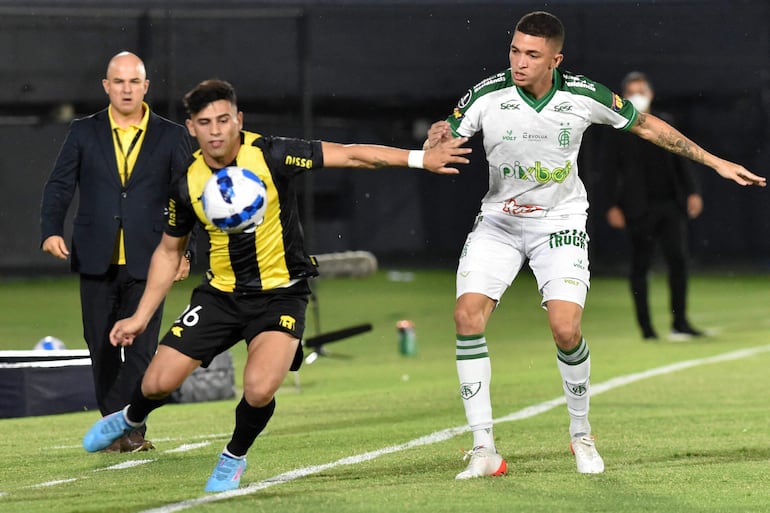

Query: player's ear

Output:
[102, 78, 110, 95]
[551, 53, 564, 70]
[185, 118, 196, 137]
[236, 111, 244, 129]
[143, 79, 150, 95]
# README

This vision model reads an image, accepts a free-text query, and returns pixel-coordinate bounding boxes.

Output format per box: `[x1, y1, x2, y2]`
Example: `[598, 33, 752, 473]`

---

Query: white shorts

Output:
[456, 212, 590, 307]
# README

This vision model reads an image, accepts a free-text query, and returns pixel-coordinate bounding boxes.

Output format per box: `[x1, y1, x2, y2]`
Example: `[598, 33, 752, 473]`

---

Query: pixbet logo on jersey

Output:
[499, 160, 572, 184]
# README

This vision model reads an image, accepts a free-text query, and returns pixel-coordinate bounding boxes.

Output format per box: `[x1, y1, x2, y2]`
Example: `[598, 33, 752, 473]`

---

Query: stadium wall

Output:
[1, 0, 768, 273]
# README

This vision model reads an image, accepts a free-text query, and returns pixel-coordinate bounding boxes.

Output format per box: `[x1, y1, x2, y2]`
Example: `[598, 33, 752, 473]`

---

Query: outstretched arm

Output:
[629, 113, 766, 187]
[321, 136, 470, 175]
[110, 233, 188, 347]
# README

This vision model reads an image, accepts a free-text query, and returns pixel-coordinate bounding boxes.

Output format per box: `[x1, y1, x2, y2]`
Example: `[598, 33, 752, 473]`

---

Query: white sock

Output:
[556, 337, 592, 437]
[456, 334, 494, 450]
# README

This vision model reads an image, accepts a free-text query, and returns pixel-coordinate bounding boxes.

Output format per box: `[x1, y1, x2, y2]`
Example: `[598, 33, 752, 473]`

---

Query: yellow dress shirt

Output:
[108, 103, 150, 265]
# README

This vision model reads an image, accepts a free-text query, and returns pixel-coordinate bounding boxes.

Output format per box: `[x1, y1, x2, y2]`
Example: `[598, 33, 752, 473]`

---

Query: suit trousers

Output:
[626, 201, 689, 332]
[80, 265, 162, 430]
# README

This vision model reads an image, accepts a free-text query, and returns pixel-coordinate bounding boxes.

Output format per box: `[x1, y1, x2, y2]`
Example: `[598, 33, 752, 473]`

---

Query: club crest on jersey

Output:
[558, 123, 572, 148]
[611, 93, 624, 112]
[459, 381, 482, 400]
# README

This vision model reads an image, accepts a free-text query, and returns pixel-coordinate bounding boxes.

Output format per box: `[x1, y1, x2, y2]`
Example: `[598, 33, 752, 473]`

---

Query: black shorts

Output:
[160, 280, 309, 368]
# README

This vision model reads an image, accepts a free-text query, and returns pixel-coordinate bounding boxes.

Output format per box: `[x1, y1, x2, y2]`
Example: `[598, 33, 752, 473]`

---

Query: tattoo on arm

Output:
[655, 131, 706, 165]
[372, 159, 389, 169]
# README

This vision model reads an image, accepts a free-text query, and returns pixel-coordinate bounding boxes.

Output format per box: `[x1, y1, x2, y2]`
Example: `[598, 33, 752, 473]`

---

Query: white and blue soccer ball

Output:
[201, 166, 267, 233]
[34, 336, 66, 351]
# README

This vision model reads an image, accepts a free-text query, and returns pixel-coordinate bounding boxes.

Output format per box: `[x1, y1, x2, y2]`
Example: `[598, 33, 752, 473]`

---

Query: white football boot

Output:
[455, 446, 507, 480]
[570, 435, 605, 474]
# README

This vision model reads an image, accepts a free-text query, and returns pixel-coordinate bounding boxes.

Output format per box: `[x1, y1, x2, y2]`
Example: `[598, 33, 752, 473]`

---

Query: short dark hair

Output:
[620, 71, 653, 93]
[183, 79, 237, 116]
[515, 11, 565, 50]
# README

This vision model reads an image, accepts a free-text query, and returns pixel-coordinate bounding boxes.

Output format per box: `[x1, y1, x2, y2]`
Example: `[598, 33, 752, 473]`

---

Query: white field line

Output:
[20, 443, 211, 491]
[140, 343, 770, 513]
[27, 478, 79, 488]
[49, 432, 231, 450]
[94, 459, 155, 471]
[164, 442, 212, 453]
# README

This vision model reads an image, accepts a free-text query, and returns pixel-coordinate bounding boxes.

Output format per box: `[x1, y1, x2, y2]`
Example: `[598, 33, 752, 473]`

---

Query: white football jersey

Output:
[447, 69, 638, 217]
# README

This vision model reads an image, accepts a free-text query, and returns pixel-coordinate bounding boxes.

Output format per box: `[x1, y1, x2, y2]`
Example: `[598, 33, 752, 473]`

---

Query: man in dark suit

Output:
[605, 71, 704, 340]
[40, 52, 193, 451]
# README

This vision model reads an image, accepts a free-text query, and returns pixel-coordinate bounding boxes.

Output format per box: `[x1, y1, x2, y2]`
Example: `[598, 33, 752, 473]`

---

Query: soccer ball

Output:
[201, 167, 267, 233]
[34, 336, 66, 351]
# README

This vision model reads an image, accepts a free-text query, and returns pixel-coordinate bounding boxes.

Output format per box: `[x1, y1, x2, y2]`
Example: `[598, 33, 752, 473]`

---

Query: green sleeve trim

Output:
[446, 69, 512, 135]
[621, 107, 639, 131]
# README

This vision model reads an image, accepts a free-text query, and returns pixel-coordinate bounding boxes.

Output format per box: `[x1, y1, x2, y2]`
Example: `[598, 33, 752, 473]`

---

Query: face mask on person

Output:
[627, 93, 651, 113]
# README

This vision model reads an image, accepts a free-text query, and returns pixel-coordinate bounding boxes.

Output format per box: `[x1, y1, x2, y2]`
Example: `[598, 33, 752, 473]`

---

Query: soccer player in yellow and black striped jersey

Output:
[83, 79, 471, 492]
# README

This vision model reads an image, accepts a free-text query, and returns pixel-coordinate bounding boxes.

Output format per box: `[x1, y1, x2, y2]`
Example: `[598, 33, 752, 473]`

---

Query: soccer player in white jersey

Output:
[424, 11, 765, 479]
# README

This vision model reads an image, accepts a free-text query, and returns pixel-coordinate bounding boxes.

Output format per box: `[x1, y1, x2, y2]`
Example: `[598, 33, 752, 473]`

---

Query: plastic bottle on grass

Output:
[396, 320, 417, 356]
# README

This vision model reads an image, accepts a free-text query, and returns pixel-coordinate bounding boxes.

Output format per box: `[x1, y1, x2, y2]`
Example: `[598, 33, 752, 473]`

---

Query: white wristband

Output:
[407, 150, 425, 169]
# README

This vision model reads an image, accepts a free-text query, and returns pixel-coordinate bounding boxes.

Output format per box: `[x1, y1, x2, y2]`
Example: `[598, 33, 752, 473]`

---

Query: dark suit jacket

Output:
[605, 111, 698, 221]
[40, 108, 193, 279]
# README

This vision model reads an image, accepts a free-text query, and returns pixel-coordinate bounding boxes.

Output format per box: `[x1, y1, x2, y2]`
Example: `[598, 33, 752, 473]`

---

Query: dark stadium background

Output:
[1, 0, 768, 274]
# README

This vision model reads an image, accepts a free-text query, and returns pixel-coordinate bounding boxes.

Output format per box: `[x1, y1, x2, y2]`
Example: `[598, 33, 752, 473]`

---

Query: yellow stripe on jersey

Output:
[240, 133, 291, 290]
[186, 132, 291, 292]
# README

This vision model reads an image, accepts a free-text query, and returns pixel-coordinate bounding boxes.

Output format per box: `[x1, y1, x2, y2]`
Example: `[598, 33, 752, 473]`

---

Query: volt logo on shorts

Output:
[460, 381, 482, 400]
[279, 315, 296, 331]
[549, 229, 587, 250]
[499, 160, 572, 184]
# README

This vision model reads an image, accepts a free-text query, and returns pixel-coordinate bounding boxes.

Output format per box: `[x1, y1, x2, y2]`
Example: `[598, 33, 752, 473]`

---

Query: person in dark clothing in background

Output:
[40, 52, 193, 451]
[605, 71, 704, 340]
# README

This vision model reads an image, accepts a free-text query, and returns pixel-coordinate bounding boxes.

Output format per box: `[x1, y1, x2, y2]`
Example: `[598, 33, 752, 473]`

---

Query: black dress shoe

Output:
[672, 323, 704, 337]
[124, 431, 155, 452]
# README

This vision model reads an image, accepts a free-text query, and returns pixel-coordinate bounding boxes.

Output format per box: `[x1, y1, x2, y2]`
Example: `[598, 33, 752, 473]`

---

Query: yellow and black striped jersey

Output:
[166, 131, 322, 293]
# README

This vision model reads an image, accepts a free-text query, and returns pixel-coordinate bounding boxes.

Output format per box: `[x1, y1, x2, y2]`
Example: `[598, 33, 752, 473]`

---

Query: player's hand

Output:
[423, 121, 453, 150]
[174, 253, 191, 282]
[687, 194, 703, 219]
[110, 316, 148, 347]
[423, 137, 471, 175]
[713, 160, 766, 187]
[42, 235, 70, 260]
[606, 206, 626, 229]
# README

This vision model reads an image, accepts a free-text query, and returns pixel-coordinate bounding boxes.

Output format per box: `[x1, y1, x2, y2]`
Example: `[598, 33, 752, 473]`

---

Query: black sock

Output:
[226, 396, 276, 457]
[125, 383, 168, 425]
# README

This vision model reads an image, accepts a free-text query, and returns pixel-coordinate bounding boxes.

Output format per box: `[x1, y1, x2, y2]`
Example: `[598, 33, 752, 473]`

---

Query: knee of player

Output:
[242, 382, 277, 408]
[141, 374, 181, 398]
[550, 321, 581, 349]
[454, 304, 484, 333]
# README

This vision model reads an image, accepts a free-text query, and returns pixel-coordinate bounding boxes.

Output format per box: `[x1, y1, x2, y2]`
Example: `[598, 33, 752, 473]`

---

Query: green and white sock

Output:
[456, 334, 494, 450]
[556, 337, 592, 437]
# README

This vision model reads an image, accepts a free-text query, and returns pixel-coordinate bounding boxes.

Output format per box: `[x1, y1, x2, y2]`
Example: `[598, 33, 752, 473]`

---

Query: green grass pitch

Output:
[0, 270, 768, 512]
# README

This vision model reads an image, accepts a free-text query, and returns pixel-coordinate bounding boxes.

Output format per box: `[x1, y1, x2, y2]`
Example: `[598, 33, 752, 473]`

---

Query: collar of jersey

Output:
[515, 69, 562, 113]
